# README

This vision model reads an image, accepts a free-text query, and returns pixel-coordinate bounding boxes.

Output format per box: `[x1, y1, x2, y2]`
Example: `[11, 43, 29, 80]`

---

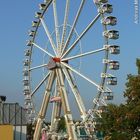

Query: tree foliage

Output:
[98, 59, 140, 139]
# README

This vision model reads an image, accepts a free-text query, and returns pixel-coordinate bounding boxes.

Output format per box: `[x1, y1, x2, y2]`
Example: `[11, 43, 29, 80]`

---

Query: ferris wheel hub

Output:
[52, 57, 61, 62]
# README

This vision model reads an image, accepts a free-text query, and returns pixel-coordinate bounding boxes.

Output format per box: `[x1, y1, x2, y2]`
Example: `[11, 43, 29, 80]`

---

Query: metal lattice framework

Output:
[23, 0, 120, 139]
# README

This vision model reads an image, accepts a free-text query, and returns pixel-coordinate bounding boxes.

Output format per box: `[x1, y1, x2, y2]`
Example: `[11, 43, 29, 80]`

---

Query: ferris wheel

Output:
[23, 0, 120, 139]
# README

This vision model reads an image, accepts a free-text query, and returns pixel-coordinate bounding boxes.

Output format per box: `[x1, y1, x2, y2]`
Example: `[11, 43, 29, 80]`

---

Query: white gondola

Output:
[23, 86, 30, 93]
[39, 3, 46, 10]
[101, 73, 106, 78]
[32, 21, 38, 27]
[23, 89, 30, 95]
[24, 90, 30, 95]
[25, 49, 31, 56]
[29, 30, 35, 37]
[109, 45, 120, 54]
[35, 12, 42, 18]
[25, 95, 32, 100]
[109, 61, 119, 70]
[23, 79, 29, 86]
[23, 70, 29, 76]
[107, 77, 117, 85]
[25, 106, 32, 111]
[26, 40, 33, 46]
[94, 0, 108, 4]
[44, 0, 50, 3]
[23, 59, 30, 66]
[25, 101, 32, 106]
[30, 110, 35, 114]
[104, 95, 113, 100]
[101, 16, 117, 26]
[101, 4, 113, 13]
[98, 106, 106, 113]
[26, 109, 32, 114]
[103, 30, 119, 39]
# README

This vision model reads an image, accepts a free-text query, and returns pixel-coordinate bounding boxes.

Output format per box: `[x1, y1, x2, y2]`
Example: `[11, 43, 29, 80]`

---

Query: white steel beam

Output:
[62, 13, 101, 58]
[40, 18, 57, 56]
[29, 64, 48, 71]
[31, 72, 51, 96]
[61, 62, 104, 92]
[33, 42, 54, 57]
[61, 0, 70, 53]
[61, 0, 86, 56]
[53, 0, 61, 55]
[62, 47, 105, 61]
[56, 68, 77, 140]
[50, 78, 62, 132]
[62, 67, 87, 121]
[33, 71, 55, 140]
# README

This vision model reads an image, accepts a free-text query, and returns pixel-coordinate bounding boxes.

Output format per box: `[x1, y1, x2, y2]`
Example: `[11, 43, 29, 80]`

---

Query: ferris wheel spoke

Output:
[32, 42, 54, 57]
[29, 64, 48, 71]
[62, 47, 105, 61]
[62, 13, 101, 58]
[61, 0, 86, 56]
[53, 0, 61, 55]
[40, 18, 57, 56]
[60, 0, 70, 53]
[61, 62, 103, 92]
[31, 72, 51, 96]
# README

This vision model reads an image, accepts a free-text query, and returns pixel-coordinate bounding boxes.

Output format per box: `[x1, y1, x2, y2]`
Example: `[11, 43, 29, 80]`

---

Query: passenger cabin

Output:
[23, 87, 30, 94]
[94, 0, 108, 4]
[109, 45, 120, 54]
[23, 79, 29, 86]
[39, 4, 46, 10]
[103, 30, 119, 39]
[23, 70, 29, 76]
[29, 30, 35, 37]
[25, 95, 31, 100]
[98, 106, 107, 113]
[109, 61, 119, 70]
[104, 95, 113, 100]
[23, 59, 30, 66]
[25, 49, 31, 56]
[26, 40, 33, 46]
[107, 77, 117, 85]
[24, 101, 32, 106]
[25, 104, 33, 110]
[23, 90, 30, 95]
[101, 16, 117, 26]
[35, 12, 42, 18]
[32, 21, 38, 27]
[101, 4, 113, 13]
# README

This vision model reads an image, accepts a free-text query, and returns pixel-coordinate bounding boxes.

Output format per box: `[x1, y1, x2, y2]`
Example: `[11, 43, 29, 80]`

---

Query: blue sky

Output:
[0, 0, 140, 109]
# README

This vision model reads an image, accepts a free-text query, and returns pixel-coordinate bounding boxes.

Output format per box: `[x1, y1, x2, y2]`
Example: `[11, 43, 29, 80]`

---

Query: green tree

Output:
[98, 59, 140, 139]
[136, 58, 140, 75]
[123, 58, 140, 138]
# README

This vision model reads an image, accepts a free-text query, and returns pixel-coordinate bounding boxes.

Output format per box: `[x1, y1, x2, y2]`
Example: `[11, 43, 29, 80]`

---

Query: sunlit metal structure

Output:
[23, 0, 120, 139]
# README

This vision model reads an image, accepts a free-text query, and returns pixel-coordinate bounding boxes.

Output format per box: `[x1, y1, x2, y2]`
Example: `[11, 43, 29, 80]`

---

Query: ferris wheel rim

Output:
[24, 0, 108, 116]
[23, 1, 119, 135]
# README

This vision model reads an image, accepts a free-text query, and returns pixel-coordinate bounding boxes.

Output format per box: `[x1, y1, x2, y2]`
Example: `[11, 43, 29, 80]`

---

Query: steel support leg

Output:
[50, 79, 62, 132]
[62, 67, 87, 120]
[33, 71, 55, 140]
[56, 68, 77, 140]
[63, 68, 94, 137]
